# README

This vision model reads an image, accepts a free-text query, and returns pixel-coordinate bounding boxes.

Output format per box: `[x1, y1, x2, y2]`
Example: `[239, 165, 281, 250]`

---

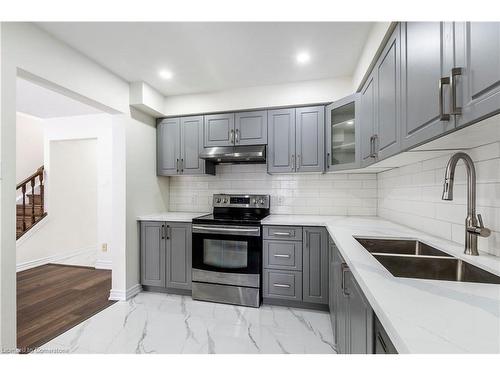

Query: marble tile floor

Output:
[37, 292, 336, 354]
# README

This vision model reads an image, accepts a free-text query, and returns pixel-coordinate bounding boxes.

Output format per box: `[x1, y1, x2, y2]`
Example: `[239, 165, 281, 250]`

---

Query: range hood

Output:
[199, 145, 266, 164]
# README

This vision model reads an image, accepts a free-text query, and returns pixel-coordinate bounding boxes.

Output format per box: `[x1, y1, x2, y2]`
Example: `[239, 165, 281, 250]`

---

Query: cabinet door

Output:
[180, 116, 204, 175]
[267, 108, 296, 173]
[401, 22, 455, 150]
[295, 106, 325, 172]
[333, 246, 347, 353]
[235, 110, 268, 145]
[204, 113, 235, 147]
[375, 24, 401, 160]
[454, 22, 500, 128]
[166, 222, 192, 290]
[140, 221, 166, 287]
[328, 239, 337, 346]
[326, 94, 360, 172]
[157, 118, 180, 176]
[360, 73, 377, 167]
[346, 270, 374, 354]
[303, 227, 328, 304]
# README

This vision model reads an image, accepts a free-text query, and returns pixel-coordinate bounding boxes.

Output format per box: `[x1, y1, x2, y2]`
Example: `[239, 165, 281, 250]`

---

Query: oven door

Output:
[192, 224, 262, 287]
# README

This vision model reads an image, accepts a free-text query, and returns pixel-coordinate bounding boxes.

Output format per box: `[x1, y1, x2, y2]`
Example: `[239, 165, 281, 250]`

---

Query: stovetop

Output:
[192, 210, 269, 226]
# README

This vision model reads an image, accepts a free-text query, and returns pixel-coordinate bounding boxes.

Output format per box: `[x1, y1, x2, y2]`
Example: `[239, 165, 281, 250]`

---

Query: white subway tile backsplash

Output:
[169, 164, 377, 217]
[378, 141, 500, 257]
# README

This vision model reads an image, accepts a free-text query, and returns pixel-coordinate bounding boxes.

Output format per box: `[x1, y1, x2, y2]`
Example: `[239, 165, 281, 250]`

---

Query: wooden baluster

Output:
[22, 185, 27, 232]
[31, 178, 35, 225]
[39, 171, 44, 215]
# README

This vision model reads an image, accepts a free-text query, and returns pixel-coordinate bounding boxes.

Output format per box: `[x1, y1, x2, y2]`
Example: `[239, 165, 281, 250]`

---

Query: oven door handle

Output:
[192, 225, 261, 237]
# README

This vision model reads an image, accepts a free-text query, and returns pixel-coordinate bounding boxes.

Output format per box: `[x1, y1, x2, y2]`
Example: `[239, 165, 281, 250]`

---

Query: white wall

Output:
[15, 112, 44, 183]
[163, 77, 353, 116]
[170, 164, 377, 216]
[16, 139, 99, 268]
[351, 22, 391, 91]
[378, 142, 500, 257]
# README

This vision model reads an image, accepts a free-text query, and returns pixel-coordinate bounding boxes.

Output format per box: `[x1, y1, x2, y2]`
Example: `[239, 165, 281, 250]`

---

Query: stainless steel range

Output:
[191, 194, 270, 307]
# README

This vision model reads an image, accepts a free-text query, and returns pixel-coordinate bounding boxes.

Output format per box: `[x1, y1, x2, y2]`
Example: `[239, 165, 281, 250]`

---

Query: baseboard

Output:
[262, 298, 329, 312]
[16, 246, 97, 272]
[95, 259, 112, 270]
[109, 283, 142, 301]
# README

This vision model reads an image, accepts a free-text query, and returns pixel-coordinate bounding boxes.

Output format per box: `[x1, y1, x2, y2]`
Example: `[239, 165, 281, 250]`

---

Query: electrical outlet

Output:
[101, 243, 108, 252]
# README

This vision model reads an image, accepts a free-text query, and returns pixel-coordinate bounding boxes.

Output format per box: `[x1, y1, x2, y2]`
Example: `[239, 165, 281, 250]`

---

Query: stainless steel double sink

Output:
[355, 238, 500, 284]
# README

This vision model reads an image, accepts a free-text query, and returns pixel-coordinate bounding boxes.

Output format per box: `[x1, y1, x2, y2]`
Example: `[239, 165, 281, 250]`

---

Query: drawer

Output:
[263, 226, 302, 241]
[263, 240, 302, 271]
[263, 270, 302, 301]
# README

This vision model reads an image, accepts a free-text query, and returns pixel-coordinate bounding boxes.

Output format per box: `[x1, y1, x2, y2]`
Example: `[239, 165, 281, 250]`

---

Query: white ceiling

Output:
[16, 78, 103, 118]
[37, 22, 373, 96]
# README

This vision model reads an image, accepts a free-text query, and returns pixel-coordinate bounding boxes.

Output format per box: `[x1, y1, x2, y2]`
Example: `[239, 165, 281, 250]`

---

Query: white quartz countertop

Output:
[137, 212, 207, 222]
[262, 214, 500, 354]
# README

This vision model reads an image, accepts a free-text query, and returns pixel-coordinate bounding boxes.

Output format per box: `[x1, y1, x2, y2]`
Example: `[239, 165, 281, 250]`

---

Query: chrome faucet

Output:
[442, 152, 491, 256]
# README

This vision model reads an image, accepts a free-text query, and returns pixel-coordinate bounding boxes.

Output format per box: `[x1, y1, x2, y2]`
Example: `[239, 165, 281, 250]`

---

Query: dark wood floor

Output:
[17, 264, 114, 353]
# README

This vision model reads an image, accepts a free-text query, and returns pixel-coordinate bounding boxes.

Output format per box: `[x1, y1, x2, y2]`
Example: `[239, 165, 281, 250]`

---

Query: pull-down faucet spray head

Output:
[442, 177, 454, 201]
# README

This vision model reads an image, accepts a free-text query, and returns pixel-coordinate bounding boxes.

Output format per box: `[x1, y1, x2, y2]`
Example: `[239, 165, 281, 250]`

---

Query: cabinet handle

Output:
[273, 232, 292, 236]
[327, 152, 330, 169]
[166, 225, 170, 240]
[176, 158, 179, 173]
[274, 254, 291, 258]
[450, 67, 463, 115]
[296, 155, 301, 170]
[180, 159, 184, 173]
[439, 76, 451, 121]
[369, 135, 378, 159]
[273, 283, 291, 288]
[305, 231, 309, 248]
[230, 129, 235, 144]
[341, 263, 350, 296]
[377, 332, 388, 353]
[235, 128, 240, 143]
[291, 154, 295, 171]
[161, 224, 165, 239]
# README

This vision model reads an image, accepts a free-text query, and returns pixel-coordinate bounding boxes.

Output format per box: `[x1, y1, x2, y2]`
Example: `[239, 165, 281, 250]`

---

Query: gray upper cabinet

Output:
[295, 106, 325, 172]
[360, 73, 377, 167]
[302, 227, 328, 304]
[454, 22, 500, 128]
[400, 22, 455, 150]
[140, 221, 166, 287]
[158, 116, 214, 176]
[326, 94, 360, 171]
[268, 108, 296, 173]
[375, 24, 401, 160]
[235, 110, 268, 145]
[180, 116, 204, 174]
[166, 222, 192, 290]
[157, 118, 180, 176]
[204, 113, 235, 147]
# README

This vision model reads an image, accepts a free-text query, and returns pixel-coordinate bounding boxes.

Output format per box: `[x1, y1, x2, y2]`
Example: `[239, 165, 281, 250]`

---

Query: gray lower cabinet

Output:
[454, 22, 500, 128]
[263, 225, 328, 307]
[157, 116, 214, 176]
[166, 222, 192, 290]
[374, 316, 398, 354]
[140, 221, 166, 287]
[204, 113, 235, 147]
[331, 242, 374, 354]
[400, 22, 455, 150]
[235, 110, 268, 145]
[140, 221, 192, 291]
[303, 227, 328, 304]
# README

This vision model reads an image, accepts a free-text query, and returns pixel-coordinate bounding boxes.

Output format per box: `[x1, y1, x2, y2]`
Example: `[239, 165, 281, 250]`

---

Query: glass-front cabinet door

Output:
[325, 94, 360, 171]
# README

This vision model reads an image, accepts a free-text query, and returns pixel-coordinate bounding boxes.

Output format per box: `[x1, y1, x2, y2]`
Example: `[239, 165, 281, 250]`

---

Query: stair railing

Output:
[16, 165, 45, 238]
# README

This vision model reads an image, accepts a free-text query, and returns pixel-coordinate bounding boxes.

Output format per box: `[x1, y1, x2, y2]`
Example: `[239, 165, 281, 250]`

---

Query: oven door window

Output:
[203, 239, 248, 269]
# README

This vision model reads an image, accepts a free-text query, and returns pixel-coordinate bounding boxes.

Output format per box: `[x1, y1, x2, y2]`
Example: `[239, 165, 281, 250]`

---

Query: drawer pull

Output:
[273, 283, 291, 288]
[273, 232, 292, 236]
[274, 254, 291, 258]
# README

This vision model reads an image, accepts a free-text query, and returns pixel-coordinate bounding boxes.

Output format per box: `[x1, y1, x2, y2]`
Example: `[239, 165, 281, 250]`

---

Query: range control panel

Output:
[213, 194, 270, 209]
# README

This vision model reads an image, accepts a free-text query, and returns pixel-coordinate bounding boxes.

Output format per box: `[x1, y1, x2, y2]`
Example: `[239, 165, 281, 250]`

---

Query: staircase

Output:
[16, 166, 47, 240]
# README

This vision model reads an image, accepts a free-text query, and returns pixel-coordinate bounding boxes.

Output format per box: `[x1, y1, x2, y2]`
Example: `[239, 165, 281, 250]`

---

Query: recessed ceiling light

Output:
[296, 51, 311, 65]
[159, 69, 173, 80]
